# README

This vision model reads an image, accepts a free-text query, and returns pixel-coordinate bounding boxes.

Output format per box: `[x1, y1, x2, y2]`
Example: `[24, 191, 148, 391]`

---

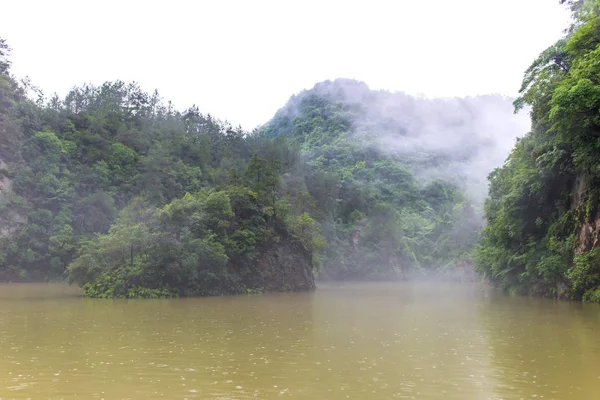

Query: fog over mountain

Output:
[264, 78, 531, 205]
[0, 35, 534, 288]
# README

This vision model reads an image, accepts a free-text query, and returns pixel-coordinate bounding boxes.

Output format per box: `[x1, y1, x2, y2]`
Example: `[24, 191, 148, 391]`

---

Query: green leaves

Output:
[66, 169, 322, 297]
[515, 39, 569, 113]
[258, 80, 496, 281]
[0, 37, 11, 75]
[476, 2, 600, 301]
[0, 35, 522, 289]
[289, 212, 325, 253]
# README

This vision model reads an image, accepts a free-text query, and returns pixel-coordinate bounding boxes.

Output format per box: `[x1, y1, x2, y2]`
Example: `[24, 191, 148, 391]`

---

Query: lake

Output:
[0, 282, 599, 399]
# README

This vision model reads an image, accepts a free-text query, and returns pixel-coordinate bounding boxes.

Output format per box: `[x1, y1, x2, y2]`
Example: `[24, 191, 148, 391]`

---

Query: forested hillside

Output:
[475, 0, 600, 302]
[0, 36, 528, 297]
[261, 79, 528, 280]
[0, 39, 324, 297]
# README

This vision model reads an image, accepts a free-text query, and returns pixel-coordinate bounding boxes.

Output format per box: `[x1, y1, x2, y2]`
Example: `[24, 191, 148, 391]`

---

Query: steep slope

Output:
[475, 1, 600, 302]
[260, 79, 529, 280]
[0, 41, 29, 259]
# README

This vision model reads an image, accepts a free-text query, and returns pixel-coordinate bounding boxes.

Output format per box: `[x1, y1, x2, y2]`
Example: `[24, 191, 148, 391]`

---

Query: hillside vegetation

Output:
[0, 40, 324, 297]
[475, 0, 600, 302]
[261, 79, 527, 280]
[0, 37, 527, 297]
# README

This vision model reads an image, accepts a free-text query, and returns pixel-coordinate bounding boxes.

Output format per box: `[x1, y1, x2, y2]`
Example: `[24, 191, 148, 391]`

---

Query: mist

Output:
[373, 94, 531, 203]
[276, 79, 531, 207]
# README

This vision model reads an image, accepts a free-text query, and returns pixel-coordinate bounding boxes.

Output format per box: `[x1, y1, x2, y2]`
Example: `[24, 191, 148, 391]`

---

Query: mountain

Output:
[260, 78, 529, 280]
[0, 40, 323, 297]
[0, 36, 529, 297]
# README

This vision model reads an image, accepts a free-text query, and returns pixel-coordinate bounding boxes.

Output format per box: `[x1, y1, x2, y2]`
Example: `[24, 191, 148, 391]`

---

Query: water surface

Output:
[0, 282, 599, 399]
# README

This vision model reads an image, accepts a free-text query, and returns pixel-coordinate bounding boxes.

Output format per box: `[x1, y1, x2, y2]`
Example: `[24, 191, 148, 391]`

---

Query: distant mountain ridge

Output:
[262, 78, 530, 203]
[259, 79, 529, 280]
[0, 37, 531, 289]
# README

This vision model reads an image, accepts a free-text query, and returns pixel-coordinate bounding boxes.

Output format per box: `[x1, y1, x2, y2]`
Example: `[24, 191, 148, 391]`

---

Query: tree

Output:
[476, 1, 600, 301]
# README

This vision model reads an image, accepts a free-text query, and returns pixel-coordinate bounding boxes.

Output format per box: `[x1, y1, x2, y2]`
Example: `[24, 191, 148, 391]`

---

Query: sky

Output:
[3, 0, 571, 130]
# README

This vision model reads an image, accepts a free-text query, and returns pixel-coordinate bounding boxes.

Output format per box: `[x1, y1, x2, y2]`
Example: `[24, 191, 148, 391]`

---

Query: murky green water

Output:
[0, 282, 599, 399]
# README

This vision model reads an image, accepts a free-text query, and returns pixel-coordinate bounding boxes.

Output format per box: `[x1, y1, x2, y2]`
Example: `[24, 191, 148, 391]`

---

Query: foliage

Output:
[67, 179, 323, 297]
[260, 80, 490, 280]
[0, 42, 323, 295]
[1, 37, 518, 294]
[475, 0, 600, 302]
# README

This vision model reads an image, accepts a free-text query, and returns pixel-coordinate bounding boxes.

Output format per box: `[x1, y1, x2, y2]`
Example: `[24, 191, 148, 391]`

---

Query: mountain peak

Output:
[310, 79, 372, 102]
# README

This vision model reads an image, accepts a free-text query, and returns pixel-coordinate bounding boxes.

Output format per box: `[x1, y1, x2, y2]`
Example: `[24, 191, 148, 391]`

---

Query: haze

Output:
[4, 0, 570, 130]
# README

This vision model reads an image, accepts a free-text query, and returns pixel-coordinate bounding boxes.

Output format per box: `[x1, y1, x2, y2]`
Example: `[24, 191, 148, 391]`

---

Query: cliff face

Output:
[571, 176, 600, 255]
[577, 216, 600, 254]
[0, 158, 24, 238]
[254, 237, 316, 292]
[0, 159, 10, 196]
[565, 174, 600, 300]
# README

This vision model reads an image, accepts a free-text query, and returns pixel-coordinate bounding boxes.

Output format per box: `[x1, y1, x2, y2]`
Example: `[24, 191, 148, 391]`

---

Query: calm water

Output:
[0, 282, 600, 399]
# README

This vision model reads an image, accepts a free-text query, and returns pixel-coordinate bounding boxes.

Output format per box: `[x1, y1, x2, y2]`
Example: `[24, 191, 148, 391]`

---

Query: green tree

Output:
[475, 0, 600, 301]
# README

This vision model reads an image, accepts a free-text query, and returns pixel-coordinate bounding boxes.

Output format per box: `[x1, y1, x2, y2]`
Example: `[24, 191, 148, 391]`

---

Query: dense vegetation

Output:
[260, 80, 524, 280]
[475, 0, 600, 302]
[0, 36, 524, 297]
[0, 40, 325, 297]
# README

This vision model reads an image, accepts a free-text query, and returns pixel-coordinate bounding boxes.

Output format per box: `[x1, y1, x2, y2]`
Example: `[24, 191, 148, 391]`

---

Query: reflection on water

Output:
[0, 282, 599, 398]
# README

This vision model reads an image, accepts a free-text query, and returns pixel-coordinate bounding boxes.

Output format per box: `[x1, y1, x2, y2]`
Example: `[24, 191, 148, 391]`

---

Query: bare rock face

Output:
[252, 235, 316, 293]
[570, 176, 600, 256]
[0, 158, 24, 237]
[0, 159, 10, 191]
[575, 213, 600, 256]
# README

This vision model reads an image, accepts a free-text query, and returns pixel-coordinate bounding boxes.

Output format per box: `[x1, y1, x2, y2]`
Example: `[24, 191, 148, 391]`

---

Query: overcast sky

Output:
[4, 0, 570, 130]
